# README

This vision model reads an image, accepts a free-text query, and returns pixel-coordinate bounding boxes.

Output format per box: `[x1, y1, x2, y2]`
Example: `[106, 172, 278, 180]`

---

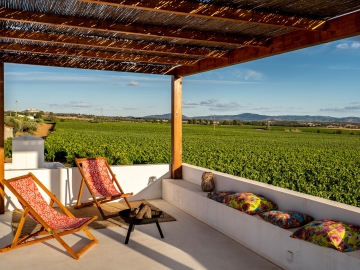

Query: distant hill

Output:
[143, 113, 189, 120]
[143, 113, 360, 123]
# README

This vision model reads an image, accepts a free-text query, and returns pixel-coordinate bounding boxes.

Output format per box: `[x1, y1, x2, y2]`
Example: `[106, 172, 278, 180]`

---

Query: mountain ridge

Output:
[143, 113, 360, 123]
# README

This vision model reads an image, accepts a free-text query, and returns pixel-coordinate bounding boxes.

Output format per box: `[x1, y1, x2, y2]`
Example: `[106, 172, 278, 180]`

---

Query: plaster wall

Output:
[162, 163, 360, 270]
[4, 164, 170, 211]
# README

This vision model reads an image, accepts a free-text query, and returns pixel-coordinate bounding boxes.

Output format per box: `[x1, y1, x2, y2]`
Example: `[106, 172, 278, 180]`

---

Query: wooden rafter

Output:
[173, 9, 360, 77]
[0, 7, 268, 46]
[0, 42, 200, 66]
[0, 53, 173, 75]
[0, 29, 229, 58]
[80, 0, 327, 31]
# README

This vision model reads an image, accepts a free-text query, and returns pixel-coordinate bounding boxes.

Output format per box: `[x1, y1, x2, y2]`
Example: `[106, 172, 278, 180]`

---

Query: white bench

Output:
[163, 165, 360, 270]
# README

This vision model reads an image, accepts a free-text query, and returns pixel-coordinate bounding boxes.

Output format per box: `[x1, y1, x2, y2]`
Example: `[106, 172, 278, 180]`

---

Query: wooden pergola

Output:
[1, 0, 360, 214]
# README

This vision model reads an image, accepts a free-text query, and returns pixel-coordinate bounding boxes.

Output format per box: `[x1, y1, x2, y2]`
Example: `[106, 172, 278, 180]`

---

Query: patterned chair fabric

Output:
[10, 176, 92, 230]
[1, 173, 98, 260]
[81, 158, 121, 197]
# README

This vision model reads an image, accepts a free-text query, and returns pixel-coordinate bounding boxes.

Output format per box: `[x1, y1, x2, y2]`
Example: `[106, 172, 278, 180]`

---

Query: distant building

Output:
[345, 124, 358, 129]
[4, 126, 13, 140]
[26, 108, 40, 114]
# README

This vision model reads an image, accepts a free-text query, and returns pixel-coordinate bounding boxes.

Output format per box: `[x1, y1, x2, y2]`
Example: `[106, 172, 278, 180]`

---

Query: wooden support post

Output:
[171, 76, 182, 179]
[0, 61, 4, 214]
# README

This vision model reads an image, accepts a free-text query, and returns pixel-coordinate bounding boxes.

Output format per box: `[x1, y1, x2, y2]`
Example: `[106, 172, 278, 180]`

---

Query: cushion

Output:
[258, 211, 314, 229]
[224, 192, 278, 215]
[290, 220, 360, 252]
[207, 191, 235, 203]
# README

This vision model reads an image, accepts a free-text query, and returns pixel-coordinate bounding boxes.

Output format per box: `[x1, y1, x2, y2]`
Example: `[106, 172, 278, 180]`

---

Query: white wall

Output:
[163, 163, 360, 270]
[182, 163, 360, 226]
[4, 164, 171, 211]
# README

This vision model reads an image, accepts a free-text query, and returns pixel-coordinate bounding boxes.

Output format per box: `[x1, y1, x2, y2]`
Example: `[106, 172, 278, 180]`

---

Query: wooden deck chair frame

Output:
[0, 172, 98, 260]
[75, 157, 133, 220]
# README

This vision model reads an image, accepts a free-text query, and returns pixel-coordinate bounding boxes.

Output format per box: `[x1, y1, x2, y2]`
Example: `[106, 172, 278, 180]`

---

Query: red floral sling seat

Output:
[1, 173, 98, 260]
[75, 157, 133, 220]
[80, 158, 121, 197]
[10, 176, 93, 230]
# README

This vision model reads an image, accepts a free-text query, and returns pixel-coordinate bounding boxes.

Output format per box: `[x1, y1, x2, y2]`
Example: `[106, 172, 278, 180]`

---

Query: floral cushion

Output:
[224, 192, 278, 215]
[290, 220, 360, 252]
[207, 191, 235, 203]
[258, 211, 314, 229]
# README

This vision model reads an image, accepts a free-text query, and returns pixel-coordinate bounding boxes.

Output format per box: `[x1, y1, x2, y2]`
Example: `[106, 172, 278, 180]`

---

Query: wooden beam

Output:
[0, 61, 4, 214]
[171, 76, 182, 179]
[0, 29, 229, 58]
[80, 0, 327, 31]
[0, 42, 200, 66]
[0, 7, 268, 46]
[173, 10, 360, 76]
[0, 53, 174, 75]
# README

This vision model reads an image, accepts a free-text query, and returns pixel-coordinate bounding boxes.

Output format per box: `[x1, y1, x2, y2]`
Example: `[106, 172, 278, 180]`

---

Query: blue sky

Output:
[4, 36, 360, 118]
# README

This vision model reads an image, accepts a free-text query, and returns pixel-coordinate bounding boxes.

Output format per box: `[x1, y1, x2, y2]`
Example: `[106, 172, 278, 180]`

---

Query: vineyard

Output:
[7, 120, 360, 207]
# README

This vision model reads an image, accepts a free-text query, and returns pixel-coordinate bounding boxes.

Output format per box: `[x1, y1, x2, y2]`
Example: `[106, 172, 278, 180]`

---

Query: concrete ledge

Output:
[163, 179, 360, 270]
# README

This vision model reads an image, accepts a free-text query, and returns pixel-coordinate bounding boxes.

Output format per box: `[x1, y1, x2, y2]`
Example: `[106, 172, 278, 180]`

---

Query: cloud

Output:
[320, 105, 360, 112]
[49, 102, 93, 108]
[233, 69, 264, 81]
[183, 99, 242, 111]
[128, 80, 139, 86]
[5, 70, 168, 86]
[118, 107, 137, 111]
[336, 42, 360, 49]
[185, 79, 258, 85]
[336, 43, 349, 49]
[351, 42, 360, 49]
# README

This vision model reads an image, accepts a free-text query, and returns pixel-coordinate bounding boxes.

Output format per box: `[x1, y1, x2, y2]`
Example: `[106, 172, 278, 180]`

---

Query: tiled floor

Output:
[0, 199, 281, 270]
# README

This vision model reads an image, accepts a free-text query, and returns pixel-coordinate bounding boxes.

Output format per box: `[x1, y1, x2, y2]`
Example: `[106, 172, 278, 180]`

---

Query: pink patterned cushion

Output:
[81, 159, 121, 197]
[10, 176, 92, 230]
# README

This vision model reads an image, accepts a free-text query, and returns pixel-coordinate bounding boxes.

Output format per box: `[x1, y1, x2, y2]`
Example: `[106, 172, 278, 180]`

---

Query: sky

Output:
[4, 35, 360, 118]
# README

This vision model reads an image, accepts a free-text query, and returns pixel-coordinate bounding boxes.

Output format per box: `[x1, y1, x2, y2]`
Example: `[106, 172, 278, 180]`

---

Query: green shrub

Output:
[4, 138, 12, 158]
[4, 116, 21, 135]
[22, 121, 39, 134]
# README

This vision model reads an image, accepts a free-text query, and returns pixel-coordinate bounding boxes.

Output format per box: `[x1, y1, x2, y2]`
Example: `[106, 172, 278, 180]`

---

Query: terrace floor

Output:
[0, 199, 281, 270]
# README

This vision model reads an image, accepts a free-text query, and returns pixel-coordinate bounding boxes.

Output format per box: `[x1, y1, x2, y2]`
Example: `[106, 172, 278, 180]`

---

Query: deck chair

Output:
[0, 173, 98, 260]
[75, 157, 133, 220]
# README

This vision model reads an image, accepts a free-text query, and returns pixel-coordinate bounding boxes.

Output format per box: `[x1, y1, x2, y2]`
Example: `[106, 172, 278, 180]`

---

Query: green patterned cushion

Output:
[290, 220, 360, 252]
[224, 192, 278, 215]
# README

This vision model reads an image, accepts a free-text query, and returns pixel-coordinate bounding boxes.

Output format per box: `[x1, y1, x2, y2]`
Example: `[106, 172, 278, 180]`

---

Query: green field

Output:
[8, 121, 360, 207]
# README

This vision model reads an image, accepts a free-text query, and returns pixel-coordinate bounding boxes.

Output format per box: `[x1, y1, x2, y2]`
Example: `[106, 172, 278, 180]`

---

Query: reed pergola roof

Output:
[0, 0, 359, 76]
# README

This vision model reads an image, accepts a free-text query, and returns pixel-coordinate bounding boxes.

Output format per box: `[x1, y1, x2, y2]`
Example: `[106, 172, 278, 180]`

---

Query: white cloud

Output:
[244, 70, 263, 80]
[5, 70, 167, 86]
[335, 42, 360, 50]
[233, 69, 264, 81]
[128, 80, 139, 86]
[320, 105, 360, 112]
[49, 101, 93, 108]
[186, 79, 258, 85]
[183, 99, 242, 111]
[118, 107, 137, 111]
[336, 43, 349, 49]
[351, 42, 360, 49]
